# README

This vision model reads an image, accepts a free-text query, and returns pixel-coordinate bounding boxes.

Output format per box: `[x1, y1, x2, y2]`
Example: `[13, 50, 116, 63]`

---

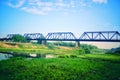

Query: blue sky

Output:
[0, 0, 120, 49]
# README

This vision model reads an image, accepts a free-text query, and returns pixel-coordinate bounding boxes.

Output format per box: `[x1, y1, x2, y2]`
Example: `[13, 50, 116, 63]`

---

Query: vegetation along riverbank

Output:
[0, 41, 120, 80]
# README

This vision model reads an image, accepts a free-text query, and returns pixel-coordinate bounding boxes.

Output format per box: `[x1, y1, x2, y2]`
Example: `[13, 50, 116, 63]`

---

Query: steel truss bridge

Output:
[0, 31, 120, 46]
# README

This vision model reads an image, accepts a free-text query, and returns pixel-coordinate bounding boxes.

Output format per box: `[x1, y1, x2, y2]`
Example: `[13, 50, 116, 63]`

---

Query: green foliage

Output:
[90, 49, 104, 54]
[77, 47, 85, 55]
[0, 55, 120, 80]
[57, 54, 77, 58]
[47, 43, 55, 49]
[84, 54, 120, 62]
[12, 34, 27, 42]
[57, 55, 69, 58]
[80, 44, 98, 54]
[53, 42, 75, 47]
[69, 54, 77, 58]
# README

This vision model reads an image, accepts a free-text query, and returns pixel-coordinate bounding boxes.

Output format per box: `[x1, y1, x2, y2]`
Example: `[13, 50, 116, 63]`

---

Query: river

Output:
[0, 53, 13, 60]
[0, 52, 55, 60]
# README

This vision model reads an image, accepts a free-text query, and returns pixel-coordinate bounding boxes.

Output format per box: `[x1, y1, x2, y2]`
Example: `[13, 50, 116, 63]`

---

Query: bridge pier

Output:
[37, 40, 42, 44]
[42, 40, 47, 45]
[75, 41, 80, 47]
[37, 40, 47, 45]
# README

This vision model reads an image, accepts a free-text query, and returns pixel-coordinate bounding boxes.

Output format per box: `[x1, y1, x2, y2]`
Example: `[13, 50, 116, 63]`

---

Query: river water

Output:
[0, 53, 55, 61]
[0, 53, 13, 60]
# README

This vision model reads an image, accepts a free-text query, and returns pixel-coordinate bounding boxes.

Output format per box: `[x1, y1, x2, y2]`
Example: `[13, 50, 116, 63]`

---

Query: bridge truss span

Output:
[46, 32, 77, 41]
[6, 34, 21, 39]
[79, 31, 120, 42]
[24, 33, 45, 40]
[0, 31, 120, 42]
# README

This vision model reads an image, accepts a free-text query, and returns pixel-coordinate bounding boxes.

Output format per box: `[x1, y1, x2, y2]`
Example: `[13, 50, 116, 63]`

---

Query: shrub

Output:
[58, 55, 69, 58]
[47, 43, 55, 49]
[77, 48, 85, 55]
[69, 55, 77, 58]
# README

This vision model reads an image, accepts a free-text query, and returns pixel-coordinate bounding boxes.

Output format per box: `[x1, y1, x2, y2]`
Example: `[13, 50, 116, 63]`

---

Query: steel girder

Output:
[46, 32, 77, 40]
[24, 33, 45, 39]
[79, 31, 120, 41]
[6, 34, 21, 39]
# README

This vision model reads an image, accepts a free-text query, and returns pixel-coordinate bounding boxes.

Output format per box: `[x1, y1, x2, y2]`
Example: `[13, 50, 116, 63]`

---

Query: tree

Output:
[12, 34, 27, 42]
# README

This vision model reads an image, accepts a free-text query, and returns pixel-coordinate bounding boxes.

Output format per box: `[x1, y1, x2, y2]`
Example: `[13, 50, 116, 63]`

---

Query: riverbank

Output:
[0, 42, 77, 55]
[0, 42, 81, 59]
[0, 55, 120, 80]
[0, 42, 120, 80]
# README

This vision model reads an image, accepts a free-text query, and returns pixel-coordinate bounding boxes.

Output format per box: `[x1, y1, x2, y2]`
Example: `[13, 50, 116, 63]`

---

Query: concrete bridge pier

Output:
[75, 41, 80, 47]
[38, 40, 47, 45]
[37, 40, 42, 44]
[42, 40, 47, 45]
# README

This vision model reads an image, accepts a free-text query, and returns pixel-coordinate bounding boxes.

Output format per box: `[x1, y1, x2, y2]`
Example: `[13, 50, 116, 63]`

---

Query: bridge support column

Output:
[42, 40, 47, 45]
[37, 40, 42, 44]
[75, 41, 80, 47]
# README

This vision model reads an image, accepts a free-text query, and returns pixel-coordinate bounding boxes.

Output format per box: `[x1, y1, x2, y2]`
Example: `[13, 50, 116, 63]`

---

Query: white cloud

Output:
[36, 1, 43, 6]
[7, 0, 108, 15]
[21, 7, 46, 15]
[36, 1, 53, 7]
[8, 0, 25, 8]
[92, 0, 107, 4]
[56, 3, 67, 7]
[42, 7, 52, 11]
[79, 1, 87, 7]
[44, 2, 53, 7]
[70, 0, 75, 8]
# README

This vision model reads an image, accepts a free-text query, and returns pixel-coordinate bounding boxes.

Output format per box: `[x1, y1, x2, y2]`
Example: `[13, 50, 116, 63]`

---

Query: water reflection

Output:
[0, 52, 55, 60]
[0, 53, 13, 60]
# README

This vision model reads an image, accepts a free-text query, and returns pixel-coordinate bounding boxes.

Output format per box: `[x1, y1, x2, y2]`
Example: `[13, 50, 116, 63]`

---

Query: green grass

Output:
[0, 42, 78, 55]
[0, 54, 120, 80]
[0, 42, 120, 80]
[84, 54, 120, 62]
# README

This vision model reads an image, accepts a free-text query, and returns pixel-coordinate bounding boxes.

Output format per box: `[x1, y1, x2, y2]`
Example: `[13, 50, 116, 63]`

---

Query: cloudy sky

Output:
[0, 0, 120, 49]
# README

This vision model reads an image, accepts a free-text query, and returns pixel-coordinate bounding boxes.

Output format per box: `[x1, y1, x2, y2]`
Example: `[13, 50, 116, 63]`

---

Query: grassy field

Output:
[0, 42, 79, 55]
[0, 55, 120, 80]
[0, 42, 120, 80]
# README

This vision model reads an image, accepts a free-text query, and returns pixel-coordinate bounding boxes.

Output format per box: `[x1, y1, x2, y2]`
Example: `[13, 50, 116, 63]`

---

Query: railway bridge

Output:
[0, 31, 120, 47]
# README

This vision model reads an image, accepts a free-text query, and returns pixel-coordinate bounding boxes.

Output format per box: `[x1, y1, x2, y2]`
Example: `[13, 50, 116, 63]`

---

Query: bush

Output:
[58, 55, 77, 58]
[58, 55, 67, 58]
[77, 48, 85, 55]
[47, 43, 55, 49]
[69, 55, 77, 58]
[54, 42, 75, 47]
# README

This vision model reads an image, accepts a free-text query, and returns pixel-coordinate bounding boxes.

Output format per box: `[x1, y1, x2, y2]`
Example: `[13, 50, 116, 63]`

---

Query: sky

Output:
[0, 0, 120, 49]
